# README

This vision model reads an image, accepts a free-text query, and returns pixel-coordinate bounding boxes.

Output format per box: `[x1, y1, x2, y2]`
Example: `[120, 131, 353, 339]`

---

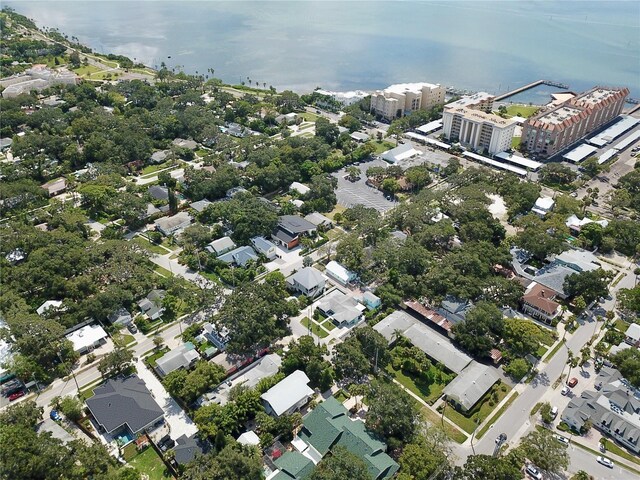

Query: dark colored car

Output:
[495, 433, 507, 445]
[127, 323, 138, 334]
[50, 410, 62, 421]
[8, 390, 25, 401]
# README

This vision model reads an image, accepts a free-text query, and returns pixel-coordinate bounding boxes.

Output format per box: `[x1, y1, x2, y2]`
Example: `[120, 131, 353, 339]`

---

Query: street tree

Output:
[518, 428, 569, 473]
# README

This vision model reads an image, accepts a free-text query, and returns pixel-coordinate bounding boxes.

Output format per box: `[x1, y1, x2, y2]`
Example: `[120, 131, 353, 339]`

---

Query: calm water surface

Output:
[6, 1, 640, 101]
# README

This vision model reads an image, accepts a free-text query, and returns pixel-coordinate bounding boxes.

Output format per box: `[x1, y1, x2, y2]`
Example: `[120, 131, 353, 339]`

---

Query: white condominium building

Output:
[442, 107, 517, 155]
[370, 82, 445, 120]
[445, 91, 495, 113]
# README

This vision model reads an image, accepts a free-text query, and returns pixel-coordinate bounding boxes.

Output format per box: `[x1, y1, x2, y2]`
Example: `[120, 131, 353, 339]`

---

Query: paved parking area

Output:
[333, 159, 396, 212]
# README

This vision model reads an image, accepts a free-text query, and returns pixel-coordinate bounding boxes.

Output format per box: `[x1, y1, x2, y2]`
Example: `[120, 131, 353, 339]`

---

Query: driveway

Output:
[134, 360, 198, 441]
[38, 418, 76, 444]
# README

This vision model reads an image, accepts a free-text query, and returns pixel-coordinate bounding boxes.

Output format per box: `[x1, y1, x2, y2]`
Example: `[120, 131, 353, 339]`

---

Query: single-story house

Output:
[251, 236, 278, 260]
[291, 199, 305, 209]
[261, 370, 314, 417]
[237, 430, 261, 446]
[65, 324, 108, 354]
[389, 230, 408, 242]
[437, 296, 472, 327]
[316, 290, 365, 327]
[350, 131, 369, 143]
[290, 182, 311, 196]
[148, 185, 169, 201]
[360, 291, 381, 310]
[271, 451, 315, 480]
[0, 137, 13, 150]
[625, 323, 640, 347]
[287, 267, 327, 298]
[521, 282, 562, 324]
[304, 212, 333, 229]
[138, 289, 166, 320]
[218, 245, 259, 267]
[532, 196, 555, 216]
[36, 299, 64, 316]
[442, 361, 501, 411]
[205, 236, 236, 256]
[226, 186, 248, 198]
[565, 215, 608, 234]
[296, 396, 399, 479]
[154, 211, 193, 236]
[276, 112, 299, 124]
[41, 178, 67, 197]
[172, 434, 210, 466]
[272, 215, 317, 250]
[86, 376, 164, 439]
[155, 342, 200, 377]
[150, 150, 169, 164]
[107, 308, 133, 326]
[189, 199, 212, 213]
[172, 138, 198, 150]
[324, 261, 357, 286]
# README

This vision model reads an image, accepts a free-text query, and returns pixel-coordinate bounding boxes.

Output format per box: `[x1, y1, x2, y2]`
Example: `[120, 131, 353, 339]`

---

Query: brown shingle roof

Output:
[522, 283, 560, 316]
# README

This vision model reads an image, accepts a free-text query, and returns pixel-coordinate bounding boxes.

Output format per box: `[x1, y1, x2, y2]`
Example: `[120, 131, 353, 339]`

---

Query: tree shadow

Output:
[531, 371, 550, 388]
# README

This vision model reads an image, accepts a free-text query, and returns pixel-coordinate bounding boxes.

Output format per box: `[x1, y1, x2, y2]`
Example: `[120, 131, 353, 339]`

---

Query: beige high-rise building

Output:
[521, 86, 629, 158]
[442, 107, 517, 154]
[445, 91, 495, 113]
[370, 82, 446, 120]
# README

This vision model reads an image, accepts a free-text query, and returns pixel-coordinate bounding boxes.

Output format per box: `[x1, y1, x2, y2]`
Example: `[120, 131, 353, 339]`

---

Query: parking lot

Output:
[333, 159, 396, 212]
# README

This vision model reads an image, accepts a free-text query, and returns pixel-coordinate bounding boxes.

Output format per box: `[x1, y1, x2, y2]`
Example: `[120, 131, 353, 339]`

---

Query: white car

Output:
[555, 434, 569, 445]
[561, 386, 570, 396]
[597, 456, 614, 468]
[526, 464, 543, 480]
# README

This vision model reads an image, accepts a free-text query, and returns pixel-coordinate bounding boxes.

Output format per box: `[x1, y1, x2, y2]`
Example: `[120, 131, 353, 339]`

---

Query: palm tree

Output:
[565, 350, 578, 383]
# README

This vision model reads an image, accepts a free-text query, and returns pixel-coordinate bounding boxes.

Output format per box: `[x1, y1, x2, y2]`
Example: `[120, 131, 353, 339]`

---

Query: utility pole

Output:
[470, 417, 481, 455]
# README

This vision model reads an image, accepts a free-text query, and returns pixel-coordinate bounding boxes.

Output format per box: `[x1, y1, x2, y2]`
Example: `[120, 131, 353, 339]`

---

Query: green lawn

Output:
[145, 348, 169, 368]
[505, 105, 539, 118]
[419, 406, 467, 444]
[476, 391, 520, 439]
[140, 161, 175, 176]
[73, 64, 102, 76]
[511, 136, 521, 149]
[536, 345, 548, 358]
[300, 317, 329, 338]
[154, 266, 173, 277]
[128, 447, 172, 480]
[300, 112, 320, 122]
[113, 333, 136, 347]
[195, 148, 209, 158]
[368, 140, 395, 155]
[321, 320, 336, 331]
[387, 364, 451, 405]
[131, 236, 169, 255]
[334, 389, 350, 403]
[600, 439, 640, 467]
[444, 382, 511, 434]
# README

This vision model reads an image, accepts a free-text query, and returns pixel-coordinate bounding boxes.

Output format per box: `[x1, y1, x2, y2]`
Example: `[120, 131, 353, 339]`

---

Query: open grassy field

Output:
[368, 140, 395, 155]
[505, 104, 540, 118]
[131, 237, 169, 255]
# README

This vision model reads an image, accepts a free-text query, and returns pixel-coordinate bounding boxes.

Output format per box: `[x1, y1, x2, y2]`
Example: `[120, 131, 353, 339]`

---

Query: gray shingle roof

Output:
[86, 376, 164, 434]
[173, 434, 209, 465]
[279, 215, 317, 234]
[288, 267, 325, 290]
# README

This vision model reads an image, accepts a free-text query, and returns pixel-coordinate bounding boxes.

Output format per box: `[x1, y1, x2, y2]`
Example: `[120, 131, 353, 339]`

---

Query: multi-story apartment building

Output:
[370, 82, 445, 120]
[521, 86, 629, 158]
[445, 91, 495, 112]
[442, 107, 517, 154]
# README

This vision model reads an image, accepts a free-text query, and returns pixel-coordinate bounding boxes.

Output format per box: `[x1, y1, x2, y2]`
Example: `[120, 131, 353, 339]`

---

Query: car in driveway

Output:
[525, 464, 543, 480]
[50, 410, 62, 421]
[8, 390, 25, 401]
[555, 434, 569, 445]
[127, 323, 138, 334]
[597, 456, 614, 468]
[568, 377, 578, 388]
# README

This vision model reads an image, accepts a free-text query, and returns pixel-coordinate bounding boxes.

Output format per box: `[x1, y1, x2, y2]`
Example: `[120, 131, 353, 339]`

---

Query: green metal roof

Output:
[274, 451, 315, 480]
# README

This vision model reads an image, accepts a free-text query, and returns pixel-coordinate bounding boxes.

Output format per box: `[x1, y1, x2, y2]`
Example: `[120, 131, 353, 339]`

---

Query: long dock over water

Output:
[495, 79, 569, 101]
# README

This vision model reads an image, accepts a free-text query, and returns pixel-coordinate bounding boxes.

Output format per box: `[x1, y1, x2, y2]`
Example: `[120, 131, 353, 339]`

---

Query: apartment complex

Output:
[370, 82, 445, 120]
[442, 107, 517, 154]
[445, 91, 495, 112]
[521, 86, 629, 158]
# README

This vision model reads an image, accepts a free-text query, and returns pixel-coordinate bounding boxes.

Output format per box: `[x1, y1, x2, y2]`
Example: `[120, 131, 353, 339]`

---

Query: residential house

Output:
[437, 296, 472, 328]
[5, 248, 26, 264]
[625, 323, 640, 347]
[324, 261, 357, 286]
[389, 230, 408, 242]
[0, 137, 13, 151]
[287, 267, 327, 298]
[218, 245, 259, 267]
[290, 182, 311, 196]
[360, 291, 381, 310]
[86, 376, 164, 441]
[172, 138, 198, 150]
[276, 113, 299, 125]
[205, 236, 236, 256]
[251, 236, 278, 260]
[316, 290, 365, 328]
[565, 215, 608, 234]
[561, 366, 640, 454]
[270, 451, 315, 480]
[521, 282, 562, 324]
[150, 150, 169, 164]
[226, 186, 248, 198]
[304, 212, 334, 230]
[36, 299, 64, 316]
[350, 131, 369, 143]
[295, 396, 399, 479]
[65, 324, 108, 354]
[261, 370, 314, 417]
[41, 178, 67, 197]
[237, 430, 261, 446]
[107, 308, 133, 326]
[202, 322, 230, 351]
[272, 215, 317, 250]
[531, 196, 555, 216]
[138, 290, 166, 320]
[154, 211, 193, 236]
[155, 342, 200, 377]
[148, 185, 169, 201]
[189, 199, 212, 213]
[442, 361, 501, 412]
[172, 434, 210, 466]
[404, 300, 453, 336]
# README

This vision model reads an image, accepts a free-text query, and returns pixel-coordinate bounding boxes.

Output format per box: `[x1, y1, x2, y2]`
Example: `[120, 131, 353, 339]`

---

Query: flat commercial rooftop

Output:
[598, 148, 619, 165]
[462, 151, 527, 176]
[494, 152, 543, 171]
[612, 129, 640, 151]
[416, 119, 443, 134]
[562, 143, 598, 163]
[588, 115, 639, 147]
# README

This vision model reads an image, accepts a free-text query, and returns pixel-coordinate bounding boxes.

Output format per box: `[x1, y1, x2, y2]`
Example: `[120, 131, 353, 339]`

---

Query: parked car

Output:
[50, 410, 62, 421]
[525, 464, 543, 480]
[596, 456, 614, 468]
[561, 386, 570, 396]
[599, 442, 606, 453]
[568, 377, 578, 388]
[127, 323, 138, 334]
[159, 438, 175, 452]
[555, 434, 569, 445]
[495, 433, 507, 445]
[8, 390, 25, 401]
[550, 406, 558, 419]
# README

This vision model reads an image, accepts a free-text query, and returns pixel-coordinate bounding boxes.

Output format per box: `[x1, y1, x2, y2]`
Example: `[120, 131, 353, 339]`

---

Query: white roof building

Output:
[565, 215, 609, 232]
[562, 143, 598, 163]
[261, 370, 314, 417]
[66, 325, 108, 353]
[626, 323, 640, 345]
[381, 143, 421, 163]
[290, 182, 311, 196]
[237, 430, 261, 446]
[325, 261, 357, 285]
[532, 196, 555, 216]
[36, 300, 64, 316]
[205, 236, 236, 256]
